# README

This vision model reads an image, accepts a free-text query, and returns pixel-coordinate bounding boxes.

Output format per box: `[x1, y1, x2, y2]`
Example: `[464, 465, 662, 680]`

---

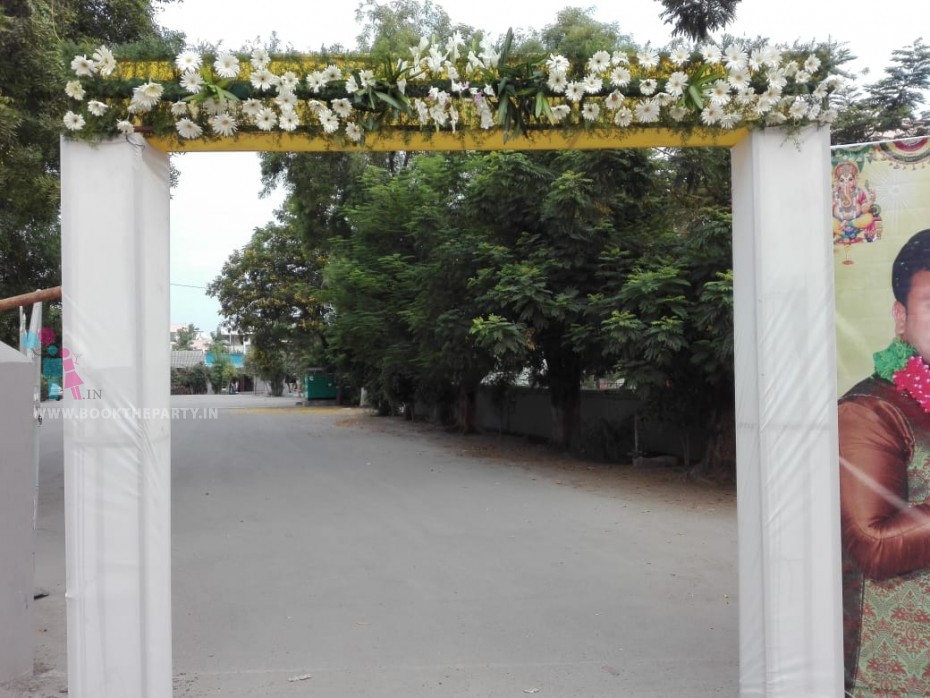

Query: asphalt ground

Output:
[4, 395, 737, 697]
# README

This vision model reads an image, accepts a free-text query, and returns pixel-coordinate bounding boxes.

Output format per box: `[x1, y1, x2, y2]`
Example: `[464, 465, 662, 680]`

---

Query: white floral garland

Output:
[62, 35, 845, 143]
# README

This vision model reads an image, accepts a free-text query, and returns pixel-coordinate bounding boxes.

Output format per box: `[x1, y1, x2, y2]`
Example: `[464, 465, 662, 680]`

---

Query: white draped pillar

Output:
[60, 136, 172, 698]
[731, 126, 843, 696]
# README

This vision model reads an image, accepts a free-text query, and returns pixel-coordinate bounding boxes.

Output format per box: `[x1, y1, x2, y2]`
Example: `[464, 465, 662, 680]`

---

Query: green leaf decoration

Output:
[873, 338, 917, 380]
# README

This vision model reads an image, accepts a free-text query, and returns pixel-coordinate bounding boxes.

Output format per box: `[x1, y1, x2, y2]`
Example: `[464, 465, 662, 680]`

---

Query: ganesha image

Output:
[832, 160, 883, 245]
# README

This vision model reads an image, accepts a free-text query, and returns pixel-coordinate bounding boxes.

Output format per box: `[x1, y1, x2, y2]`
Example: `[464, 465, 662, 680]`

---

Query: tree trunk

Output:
[693, 407, 736, 483]
[542, 340, 583, 450]
[458, 387, 478, 434]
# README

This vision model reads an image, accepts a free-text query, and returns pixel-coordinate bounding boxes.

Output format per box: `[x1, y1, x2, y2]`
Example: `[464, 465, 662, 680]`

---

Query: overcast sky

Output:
[155, 0, 926, 333]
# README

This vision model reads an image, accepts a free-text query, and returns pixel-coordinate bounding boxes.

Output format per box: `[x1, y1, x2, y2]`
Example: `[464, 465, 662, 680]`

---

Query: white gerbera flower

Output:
[306, 99, 325, 115]
[760, 45, 782, 69]
[250, 69, 278, 91]
[255, 108, 277, 131]
[345, 123, 363, 142]
[708, 79, 731, 105]
[635, 99, 661, 123]
[804, 54, 821, 73]
[241, 99, 262, 118]
[414, 99, 429, 125]
[116, 119, 134, 134]
[795, 70, 811, 84]
[669, 105, 689, 121]
[583, 74, 602, 94]
[669, 48, 690, 66]
[723, 45, 747, 70]
[728, 67, 750, 90]
[748, 49, 765, 72]
[345, 75, 359, 94]
[548, 72, 568, 93]
[202, 97, 227, 115]
[807, 102, 822, 119]
[819, 108, 838, 124]
[636, 49, 659, 69]
[614, 106, 633, 127]
[582, 102, 600, 121]
[275, 91, 298, 110]
[359, 69, 376, 88]
[610, 66, 631, 88]
[87, 100, 108, 116]
[214, 52, 240, 79]
[701, 103, 723, 125]
[565, 82, 585, 103]
[734, 87, 756, 106]
[665, 72, 688, 97]
[322, 65, 342, 83]
[763, 85, 782, 101]
[181, 72, 204, 94]
[63, 111, 85, 130]
[639, 78, 657, 96]
[788, 97, 807, 119]
[331, 98, 353, 118]
[250, 48, 270, 70]
[175, 50, 202, 73]
[71, 55, 95, 77]
[719, 111, 739, 129]
[766, 111, 787, 125]
[65, 80, 85, 100]
[782, 60, 799, 77]
[587, 50, 611, 73]
[170, 101, 188, 116]
[699, 43, 722, 64]
[279, 71, 299, 91]
[279, 111, 299, 131]
[767, 68, 788, 91]
[306, 72, 324, 92]
[611, 50, 629, 66]
[550, 104, 571, 123]
[128, 81, 163, 113]
[92, 46, 116, 76]
[209, 112, 237, 137]
[605, 90, 624, 110]
[754, 94, 775, 115]
[320, 110, 340, 134]
[175, 118, 202, 139]
[547, 54, 570, 73]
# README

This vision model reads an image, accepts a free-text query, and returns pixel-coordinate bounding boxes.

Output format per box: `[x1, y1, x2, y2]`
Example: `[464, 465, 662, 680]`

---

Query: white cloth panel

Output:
[60, 137, 172, 698]
[731, 126, 843, 697]
[0, 341, 35, 682]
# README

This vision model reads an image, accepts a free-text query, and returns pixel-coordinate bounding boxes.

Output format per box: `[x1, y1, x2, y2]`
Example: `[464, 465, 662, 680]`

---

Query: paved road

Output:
[10, 395, 738, 697]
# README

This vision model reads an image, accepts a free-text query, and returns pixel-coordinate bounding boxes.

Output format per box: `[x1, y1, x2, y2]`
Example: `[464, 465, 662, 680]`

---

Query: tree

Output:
[173, 323, 199, 350]
[0, 0, 179, 346]
[245, 344, 287, 397]
[467, 149, 661, 449]
[832, 39, 930, 145]
[658, 0, 741, 41]
[207, 215, 328, 360]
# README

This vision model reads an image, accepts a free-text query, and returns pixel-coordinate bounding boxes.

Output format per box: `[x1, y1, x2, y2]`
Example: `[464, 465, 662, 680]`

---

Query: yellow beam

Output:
[145, 127, 749, 153]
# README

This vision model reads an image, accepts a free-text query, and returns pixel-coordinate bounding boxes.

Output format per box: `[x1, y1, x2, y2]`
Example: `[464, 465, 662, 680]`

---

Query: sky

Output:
[155, 0, 926, 333]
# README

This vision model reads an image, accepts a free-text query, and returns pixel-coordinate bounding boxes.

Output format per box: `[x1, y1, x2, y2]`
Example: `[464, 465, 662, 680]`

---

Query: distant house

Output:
[170, 350, 205, 370]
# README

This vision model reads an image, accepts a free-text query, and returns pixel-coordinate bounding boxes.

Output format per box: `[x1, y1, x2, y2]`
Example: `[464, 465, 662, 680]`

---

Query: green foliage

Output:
[831, 39, 930, 144]
[207, 354, 237, 394]
[658, 0, 741, 41]
[173, 322, 199, 350]
[171, 365, 208, 395]
[245, 344, 287, 397]
[207, 217, 327, 360]
[0, 0, 174, 346]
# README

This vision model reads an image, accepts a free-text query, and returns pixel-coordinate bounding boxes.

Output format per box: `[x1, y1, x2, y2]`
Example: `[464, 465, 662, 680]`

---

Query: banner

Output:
[833, 137, 930, 696]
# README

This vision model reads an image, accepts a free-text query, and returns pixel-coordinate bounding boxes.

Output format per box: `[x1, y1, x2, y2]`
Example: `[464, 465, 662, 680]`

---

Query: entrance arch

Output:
[60, 121, 839, 696]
